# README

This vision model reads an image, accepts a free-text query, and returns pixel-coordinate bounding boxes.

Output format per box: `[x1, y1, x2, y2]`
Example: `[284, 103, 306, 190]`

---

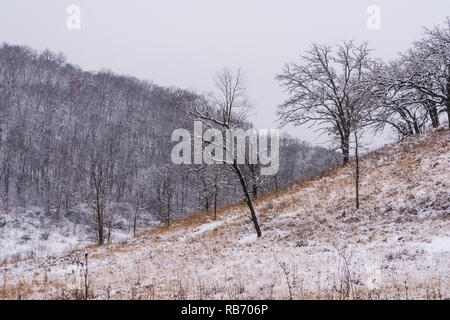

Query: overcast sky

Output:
[1, 0, 449, 147]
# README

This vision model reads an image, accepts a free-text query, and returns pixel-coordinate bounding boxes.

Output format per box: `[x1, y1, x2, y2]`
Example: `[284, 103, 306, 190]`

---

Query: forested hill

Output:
[0, 44, 337, 260]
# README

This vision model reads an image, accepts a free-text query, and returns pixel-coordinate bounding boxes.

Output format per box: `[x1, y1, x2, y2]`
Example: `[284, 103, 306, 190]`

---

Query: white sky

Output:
[0, 0, 448, 148]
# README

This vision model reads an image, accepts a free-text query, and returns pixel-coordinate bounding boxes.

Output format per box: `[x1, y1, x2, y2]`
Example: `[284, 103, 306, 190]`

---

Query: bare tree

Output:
[352, 129, 364, 209]
[105, 202, 119, 244]
[366, 61, 429, 138]
[180, 68, 262, 237]
[131, 170, 152, 237]
[277, 41, 376, 164]
[189, 166, 213, 212]
[397, 18, 450, 128]
[157, 176, 174, 227]
[84, 157, 109, 245]
[354, 131, 360, 209]
[208, 166, 229, 220]
[132, 190, 147, 237]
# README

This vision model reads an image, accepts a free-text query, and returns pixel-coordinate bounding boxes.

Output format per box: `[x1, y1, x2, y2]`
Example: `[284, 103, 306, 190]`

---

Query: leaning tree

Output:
[179, 68, 263, 237]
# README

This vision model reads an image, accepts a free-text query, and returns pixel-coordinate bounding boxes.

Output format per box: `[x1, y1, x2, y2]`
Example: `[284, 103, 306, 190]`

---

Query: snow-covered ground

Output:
[0, 207, 82, 262]
[0, 204, 158, 262]
[1, 128, 449, 299]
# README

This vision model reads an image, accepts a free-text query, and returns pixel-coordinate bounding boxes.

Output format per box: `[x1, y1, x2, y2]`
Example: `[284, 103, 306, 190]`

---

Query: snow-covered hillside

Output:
[2, 128, 449, 300]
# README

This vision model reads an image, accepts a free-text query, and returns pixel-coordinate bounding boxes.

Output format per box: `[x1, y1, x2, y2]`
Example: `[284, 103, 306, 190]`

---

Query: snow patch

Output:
[191, 221, 224, 237]
[424, 236, 450, 253]
[237, 233, 257, 244]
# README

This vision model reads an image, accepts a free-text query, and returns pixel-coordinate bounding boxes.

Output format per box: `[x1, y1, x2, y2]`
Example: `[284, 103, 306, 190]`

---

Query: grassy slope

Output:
[2, 128, 450, 300]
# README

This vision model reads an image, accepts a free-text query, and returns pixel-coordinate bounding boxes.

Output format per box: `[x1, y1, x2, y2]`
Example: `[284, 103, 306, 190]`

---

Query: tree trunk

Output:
[252, 183, 258, 198]
[4, 164, 9, 197]
[55, 202, 60, 221]
[232, 162, 262, 238]
[97, 212, 104, 245]
[354, 131, 360, 210]
[428, 102, 440, 128]
[96, 197, 104, 245]
[447, 104, 450, 129]
[84, 253, 89, 300]
[444, 71, 450, 128]
[250, 164, 258, 197]
[413, 119, 421, 135]
[446, 71, 450, 129]
[341, 135, 350, 165]
[167, 193, 171, 227]
[107, 220, 112, 244]
[96, 191, 104, 245]
[97, 226, 104, 245]
[133, 210, 138, 237]
[181, 183, 186, 215]
[214, 192, 217, 220]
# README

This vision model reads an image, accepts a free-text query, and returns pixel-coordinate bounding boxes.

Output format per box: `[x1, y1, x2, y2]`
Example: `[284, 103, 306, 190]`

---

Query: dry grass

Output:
[1, 128, 449, 300]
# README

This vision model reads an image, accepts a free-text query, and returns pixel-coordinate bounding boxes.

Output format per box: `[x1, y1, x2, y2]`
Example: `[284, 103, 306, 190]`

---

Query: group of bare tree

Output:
[368, 20, 450, 137]
[277, 18, 450, 209]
